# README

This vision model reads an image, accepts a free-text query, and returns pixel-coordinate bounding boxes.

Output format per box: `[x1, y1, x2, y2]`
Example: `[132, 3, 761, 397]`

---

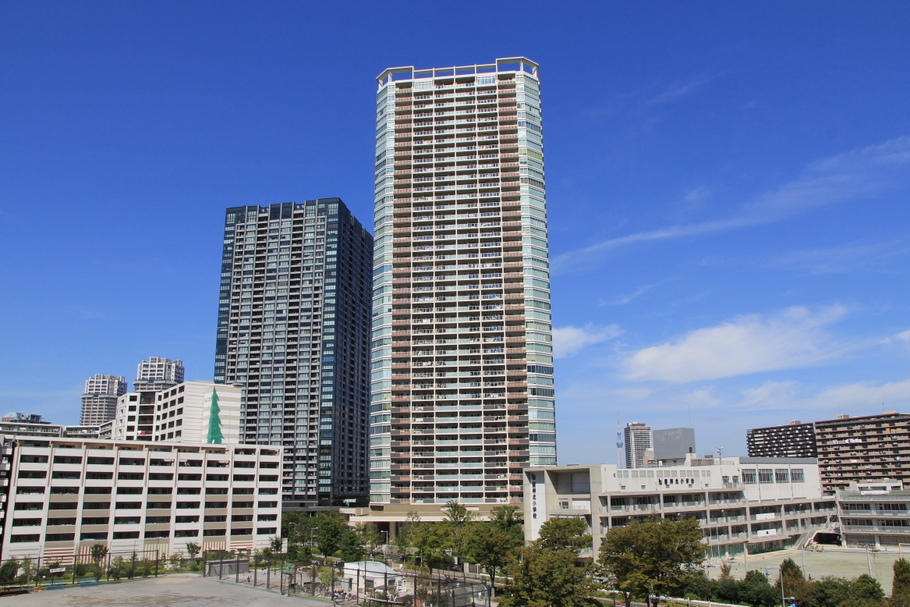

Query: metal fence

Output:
[206, 558, 490, 607]
[0, 547, 176, 592]
[0, 551, 491, 606]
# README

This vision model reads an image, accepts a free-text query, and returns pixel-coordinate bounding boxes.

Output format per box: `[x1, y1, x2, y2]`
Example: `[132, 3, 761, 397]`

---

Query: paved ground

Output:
[0, 574, 334, 606]
[707, 546, 909, 594]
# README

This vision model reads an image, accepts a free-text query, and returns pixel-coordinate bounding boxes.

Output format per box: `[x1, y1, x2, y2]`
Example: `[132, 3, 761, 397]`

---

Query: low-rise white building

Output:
[108, 381, 241, 444]
[838, 480, 910, 548]
[0, 436, 281, 563]
[524, 456, 836, 558]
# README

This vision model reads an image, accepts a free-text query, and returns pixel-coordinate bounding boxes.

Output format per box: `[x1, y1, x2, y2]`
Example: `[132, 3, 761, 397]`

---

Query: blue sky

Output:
[2, 1, 909, 465]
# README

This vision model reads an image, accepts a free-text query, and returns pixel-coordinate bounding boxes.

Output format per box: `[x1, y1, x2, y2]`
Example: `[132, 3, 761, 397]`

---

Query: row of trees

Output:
[689, 558, 887, 607]
[396, 502, 524, 592]
[268, 506, 910, 607]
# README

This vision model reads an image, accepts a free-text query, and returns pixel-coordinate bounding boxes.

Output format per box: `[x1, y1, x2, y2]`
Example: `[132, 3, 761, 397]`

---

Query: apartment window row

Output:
[742, 469, 805, 484]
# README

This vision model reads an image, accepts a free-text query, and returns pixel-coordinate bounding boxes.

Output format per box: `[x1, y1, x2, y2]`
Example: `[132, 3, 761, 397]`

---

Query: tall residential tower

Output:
[215, 199, 373, 508]
[623, 422, 652, 469]
[134, 356, 185, 392]
[370, 58, 556, 508]
[80, 373, 127, 426]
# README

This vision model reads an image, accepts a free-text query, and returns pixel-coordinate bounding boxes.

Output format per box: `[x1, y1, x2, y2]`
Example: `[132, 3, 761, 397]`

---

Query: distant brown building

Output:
[747, 412, 910, 494]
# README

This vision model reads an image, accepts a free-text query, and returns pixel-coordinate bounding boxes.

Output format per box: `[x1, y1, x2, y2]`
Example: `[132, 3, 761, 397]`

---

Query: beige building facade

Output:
[524, 457, 836, 558]
[0, 436, 281, 563]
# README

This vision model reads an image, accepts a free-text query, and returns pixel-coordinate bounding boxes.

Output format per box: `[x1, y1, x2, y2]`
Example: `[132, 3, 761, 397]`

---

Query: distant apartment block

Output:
[134, 356, 185, 392]
[747, 412, 910, 494]
[624, 422, 651, 469]
[80, 374, 127, 426]
[0, 436, 281, 562]
[747, 420, 817, 458]
[652, 427, 696, 464]
[524, 456, 835, 559]
[0, 413, 99, 440]
[215, 199, 373, 508]
[838, 480, 910, 548]
[108, 381, 241, 444]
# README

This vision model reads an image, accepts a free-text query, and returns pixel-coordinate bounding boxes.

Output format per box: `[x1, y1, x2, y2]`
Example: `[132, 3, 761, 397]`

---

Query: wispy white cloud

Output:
[554, 137, 910, 274]
[730, 377, 910, 413]
[553, 324, 621, 359]
[647, 72, 722, 105]
[601, 283, 660, 306]
[683, 185, 714, 205]
[805, 378, 910, 411]
[773, 240, 909, 274]
[734, 381, 800, 411]
[620, 305, 850, 383]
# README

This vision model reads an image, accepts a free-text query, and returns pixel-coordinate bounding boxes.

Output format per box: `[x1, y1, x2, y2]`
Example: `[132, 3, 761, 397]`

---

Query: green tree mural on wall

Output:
[207, 388, 223, 444]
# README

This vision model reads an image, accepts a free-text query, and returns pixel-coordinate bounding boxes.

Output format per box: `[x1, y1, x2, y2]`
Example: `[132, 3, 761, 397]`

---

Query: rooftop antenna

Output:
[716, 446, 723, 462]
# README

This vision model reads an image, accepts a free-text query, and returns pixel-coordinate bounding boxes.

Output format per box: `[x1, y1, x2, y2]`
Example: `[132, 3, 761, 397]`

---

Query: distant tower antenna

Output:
[716, 446, 724, 462]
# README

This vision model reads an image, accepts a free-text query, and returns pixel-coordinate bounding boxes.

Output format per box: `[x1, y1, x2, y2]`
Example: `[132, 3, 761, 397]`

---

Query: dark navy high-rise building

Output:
[215, 199, 373, 508]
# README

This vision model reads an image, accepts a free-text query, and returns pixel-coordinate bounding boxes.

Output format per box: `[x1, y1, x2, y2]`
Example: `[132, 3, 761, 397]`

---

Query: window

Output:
[47, 517, 76, 526]
[12, 518, 41, 527]
[792, 469, 805, 483]
[16, 486, 45, 495]
[758, 469, 773, 484]
[742, 470, 757, 484]
[18, 470, 47, 479]
[775, 469, 790, 483]
[145, 530, 170, 538]
[10, 534, 40, 543]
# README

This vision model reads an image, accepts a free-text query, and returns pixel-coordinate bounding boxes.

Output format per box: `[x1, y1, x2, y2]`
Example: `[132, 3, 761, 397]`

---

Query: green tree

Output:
[0, 558, 17, 586]
[185, 542, 201, 571]
[537, 517, 590, 554]
[339, 528, 364, 562]
[813, 574, 885, 607]
[739, 570, 778, 607]
[355, 522, 383, 556]
[893, 559, 910, 607]
[777, 557, 812, 606]
[442, 501, 474, 563]
[110, 556, 126, 580]
[282, 510, 317, 554]
[397, 512, 420, 558]
[499, 543, 593, 607]
[270, 536, 284, 553]
[598, 517, 705, 607]
[464, 517, 524, 594]
[315, 512, 349, 557]
[410, 521, 450, 571]
[17, 558, 36, 586]
[463, 505, 525, 594]
[90, 544, 108, 570]
[490, 505, 523, 537]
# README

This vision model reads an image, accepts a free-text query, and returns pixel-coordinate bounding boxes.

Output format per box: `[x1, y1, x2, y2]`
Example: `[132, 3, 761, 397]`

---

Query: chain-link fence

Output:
[207, 558, 490, 607]
[0, 547, 182, 593]
[0, 550, 491, 606]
